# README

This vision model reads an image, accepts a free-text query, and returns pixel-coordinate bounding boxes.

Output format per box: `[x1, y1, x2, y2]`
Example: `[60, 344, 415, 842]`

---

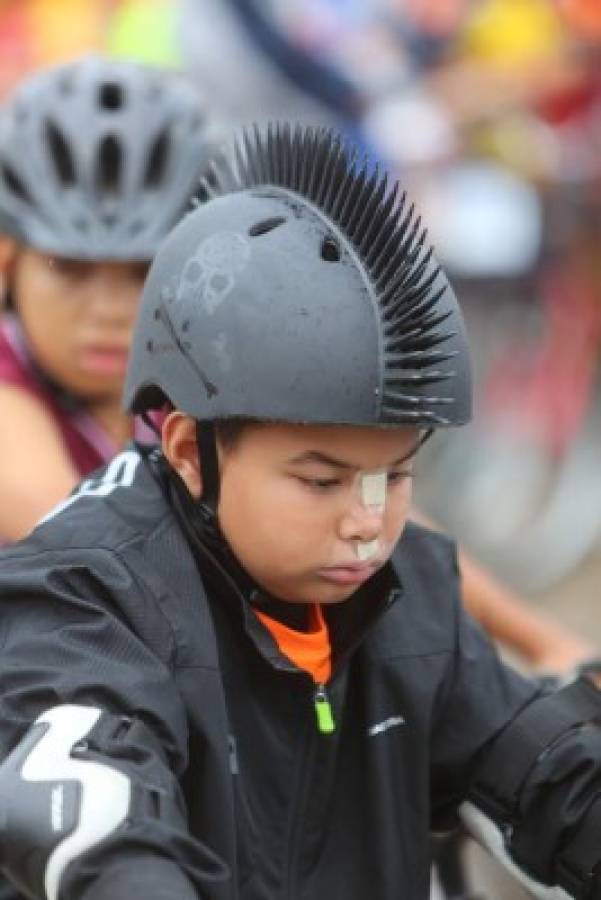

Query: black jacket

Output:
[0, 445, 545, 899]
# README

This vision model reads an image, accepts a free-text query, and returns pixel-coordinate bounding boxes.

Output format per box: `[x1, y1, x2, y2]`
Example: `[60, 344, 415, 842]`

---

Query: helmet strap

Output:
[415, 427, 434, 453]
[195, 421, 220, 526]
[140, 411, 161, 437]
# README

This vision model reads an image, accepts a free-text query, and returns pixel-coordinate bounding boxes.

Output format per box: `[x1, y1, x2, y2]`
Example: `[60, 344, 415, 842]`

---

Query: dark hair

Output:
[214, 418, 261, 451]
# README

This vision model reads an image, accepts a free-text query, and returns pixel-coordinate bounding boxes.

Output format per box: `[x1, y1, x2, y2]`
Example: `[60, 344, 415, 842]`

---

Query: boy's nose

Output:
[86, 285, 137, 326]
[339, 506, 384, 544]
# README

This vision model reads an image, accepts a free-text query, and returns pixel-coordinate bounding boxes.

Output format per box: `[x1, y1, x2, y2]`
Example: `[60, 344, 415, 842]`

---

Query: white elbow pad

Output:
[0, 705, 130, 900]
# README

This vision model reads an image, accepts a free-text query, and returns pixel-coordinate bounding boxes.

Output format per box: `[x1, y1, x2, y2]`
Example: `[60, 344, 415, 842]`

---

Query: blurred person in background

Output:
[0, 54, 220, 542]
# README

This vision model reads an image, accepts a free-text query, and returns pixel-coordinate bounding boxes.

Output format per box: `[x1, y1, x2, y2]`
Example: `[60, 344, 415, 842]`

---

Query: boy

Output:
[0, 55, 220, 540]
[0, 125, 600, 900]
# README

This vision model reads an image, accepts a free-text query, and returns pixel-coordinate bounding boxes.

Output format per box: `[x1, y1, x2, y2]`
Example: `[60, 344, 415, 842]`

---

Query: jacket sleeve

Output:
[462, 674, 601, 899]
[425, 550, 541, 830]
[0, 547, 229, 900]
[427, 580, 601, 897]
[402, 528, 601, 897]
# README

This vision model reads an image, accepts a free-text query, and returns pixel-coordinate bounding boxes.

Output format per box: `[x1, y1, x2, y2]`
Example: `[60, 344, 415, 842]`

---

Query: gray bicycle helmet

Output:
[0, 55, 221, 260]
[125, 123, 472, 429]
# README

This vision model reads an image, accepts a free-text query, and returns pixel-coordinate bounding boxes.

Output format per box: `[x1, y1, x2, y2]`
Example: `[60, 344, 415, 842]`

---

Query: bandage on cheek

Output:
[355, 471, 387, 562]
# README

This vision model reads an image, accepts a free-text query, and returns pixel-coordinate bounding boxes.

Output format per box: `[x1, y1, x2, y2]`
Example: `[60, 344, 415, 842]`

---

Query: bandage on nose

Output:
[360, 471, 386, 513]
[355, 471, 387, 562]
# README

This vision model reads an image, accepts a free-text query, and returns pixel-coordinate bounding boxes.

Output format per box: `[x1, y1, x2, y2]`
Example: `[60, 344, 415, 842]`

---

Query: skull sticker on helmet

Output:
[177, 232, 251, 314]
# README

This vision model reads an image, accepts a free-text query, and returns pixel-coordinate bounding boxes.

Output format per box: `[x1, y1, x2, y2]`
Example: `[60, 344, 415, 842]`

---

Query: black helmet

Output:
[0, 55, 221, 260]
[125, 124, 472, 429]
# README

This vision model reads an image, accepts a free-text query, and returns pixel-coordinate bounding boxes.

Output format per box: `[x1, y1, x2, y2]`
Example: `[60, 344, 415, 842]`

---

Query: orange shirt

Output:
[254, 604, 332, 684]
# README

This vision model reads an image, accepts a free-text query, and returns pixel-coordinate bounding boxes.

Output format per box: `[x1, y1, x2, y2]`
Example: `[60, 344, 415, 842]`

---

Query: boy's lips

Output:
[316, 562, 380, 586]
[79, 345, 130, 376]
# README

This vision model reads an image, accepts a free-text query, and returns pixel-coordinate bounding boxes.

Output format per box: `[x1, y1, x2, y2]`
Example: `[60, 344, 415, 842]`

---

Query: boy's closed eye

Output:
[46, 256, 149, 283]
[294, 470, 412, 491]
[295, 475, 342, 490]
[46, 256, 91, 280]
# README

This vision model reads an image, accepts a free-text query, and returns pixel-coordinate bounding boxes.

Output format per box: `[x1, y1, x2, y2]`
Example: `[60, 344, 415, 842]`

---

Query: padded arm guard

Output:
[0, 706, 130, 900]
[0, 705, 203, 900]
[461, 678, 601, 900]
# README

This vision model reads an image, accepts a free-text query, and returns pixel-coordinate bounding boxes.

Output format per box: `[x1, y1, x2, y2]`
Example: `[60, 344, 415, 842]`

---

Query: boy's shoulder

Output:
[368, 521, 460, 658]
[396, 519, 458, 579]
[0, 446, 214, 669]
[2, 444, 173, 561]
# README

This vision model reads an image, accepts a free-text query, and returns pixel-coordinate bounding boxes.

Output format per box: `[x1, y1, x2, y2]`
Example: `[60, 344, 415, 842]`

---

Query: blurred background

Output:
[0, 1, 599, 895]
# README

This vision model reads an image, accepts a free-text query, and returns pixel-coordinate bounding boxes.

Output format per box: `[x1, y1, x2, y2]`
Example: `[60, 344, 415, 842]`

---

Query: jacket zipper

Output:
[284, 679, 337, 897]
[310, 590, 397, 737]
[313, 682, 335, 734]
[285, 682, 318, 898]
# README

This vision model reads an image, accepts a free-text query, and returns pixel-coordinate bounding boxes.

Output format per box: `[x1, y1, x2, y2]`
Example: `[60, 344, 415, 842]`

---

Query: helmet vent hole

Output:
[99, 82, 124, 111]
[1, 164, 32, 205]
[144, 129, 170, 187]
[45, 119, 76, 186]
[321, 236, 340, 262]
[97, 135, 122, 194]
[248, 216, 286, 237]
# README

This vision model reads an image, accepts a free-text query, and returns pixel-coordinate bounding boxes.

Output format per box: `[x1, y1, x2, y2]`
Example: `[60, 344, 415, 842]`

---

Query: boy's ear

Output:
[161, 412, 203, 499]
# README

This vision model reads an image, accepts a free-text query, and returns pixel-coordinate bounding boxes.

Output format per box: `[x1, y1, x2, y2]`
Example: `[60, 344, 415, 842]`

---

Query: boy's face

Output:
[216, 422, 418, 604]
[6, 244, 148, 400]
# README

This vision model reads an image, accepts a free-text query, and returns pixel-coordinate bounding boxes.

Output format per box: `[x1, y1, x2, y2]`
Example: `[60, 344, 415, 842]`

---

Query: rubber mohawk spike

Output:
[209, 124, 462, 421]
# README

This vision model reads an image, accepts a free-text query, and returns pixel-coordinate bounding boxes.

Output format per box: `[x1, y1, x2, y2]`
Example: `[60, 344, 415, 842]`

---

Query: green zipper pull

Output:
[314, 684, 335, 734]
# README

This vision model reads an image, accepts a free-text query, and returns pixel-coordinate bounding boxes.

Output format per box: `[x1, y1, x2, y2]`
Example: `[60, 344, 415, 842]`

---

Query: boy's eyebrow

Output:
[288, 450, 418, 470]
[289, 451, 355, 470]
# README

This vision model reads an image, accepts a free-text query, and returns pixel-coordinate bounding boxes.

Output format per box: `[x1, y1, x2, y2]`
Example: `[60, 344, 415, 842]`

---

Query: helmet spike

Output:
[336, 158, 370, 230]
[348, 166, 382, 242]
[356, 172, 389, 254]
[321, 138, 348, 215]
[125, 123, 472, 429]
